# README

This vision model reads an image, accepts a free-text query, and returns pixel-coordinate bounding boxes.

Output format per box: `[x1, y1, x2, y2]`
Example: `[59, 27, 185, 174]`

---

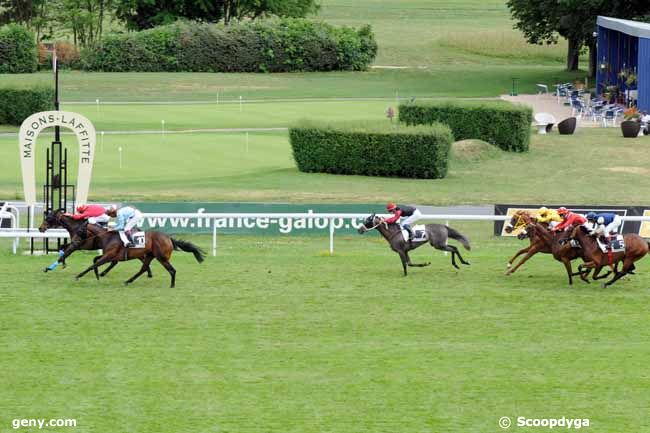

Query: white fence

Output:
[3, 211, 650, 256]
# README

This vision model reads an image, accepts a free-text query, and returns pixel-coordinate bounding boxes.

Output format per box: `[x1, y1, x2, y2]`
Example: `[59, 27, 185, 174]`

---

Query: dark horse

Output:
[39, 209, 152, 279]
[567, 225, 649, 288]
[357, 214, 470, 275]
[75, 224, 205, 287]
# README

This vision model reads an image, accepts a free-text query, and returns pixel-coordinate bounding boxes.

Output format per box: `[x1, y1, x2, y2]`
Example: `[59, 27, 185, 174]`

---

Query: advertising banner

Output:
[133, 202, 386, 235]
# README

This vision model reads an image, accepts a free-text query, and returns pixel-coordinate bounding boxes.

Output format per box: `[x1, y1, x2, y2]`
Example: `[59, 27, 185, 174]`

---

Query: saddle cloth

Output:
[596, 235, 625, 254]
[401, 225, 427, 242]
[130, 231, 146, 249]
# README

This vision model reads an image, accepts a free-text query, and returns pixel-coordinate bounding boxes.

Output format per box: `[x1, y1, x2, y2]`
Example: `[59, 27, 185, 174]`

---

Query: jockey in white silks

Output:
[107, 205, 143, 247]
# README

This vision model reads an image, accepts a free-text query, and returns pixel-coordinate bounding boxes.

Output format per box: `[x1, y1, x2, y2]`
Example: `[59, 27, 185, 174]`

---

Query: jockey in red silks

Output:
[383, 203, 421, 241]
[72, 204, 110, 226]
[552, 207, 586, 232]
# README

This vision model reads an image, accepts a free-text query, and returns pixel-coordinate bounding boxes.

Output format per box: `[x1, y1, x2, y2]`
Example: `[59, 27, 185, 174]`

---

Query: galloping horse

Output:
[75, 224, 205, 287]
[39, 209, 152, 279]
[357, 214, 470, 276]
[504, 211, 592, 284]
[504, 210, 552, 274]
[568, 225, 649, 288]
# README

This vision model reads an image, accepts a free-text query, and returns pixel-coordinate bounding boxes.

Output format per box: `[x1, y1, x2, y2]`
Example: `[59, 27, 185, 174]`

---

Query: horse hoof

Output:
[600, 283, 607, 289]
[43, 268, 49, 273]
[506, 263, 512, 269]
[124, 282, 130, 286]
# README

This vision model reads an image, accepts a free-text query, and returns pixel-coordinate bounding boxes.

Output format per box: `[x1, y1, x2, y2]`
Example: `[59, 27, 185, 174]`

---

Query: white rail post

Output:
[329, 218, 334, 254]
[212, 222, 217, 257]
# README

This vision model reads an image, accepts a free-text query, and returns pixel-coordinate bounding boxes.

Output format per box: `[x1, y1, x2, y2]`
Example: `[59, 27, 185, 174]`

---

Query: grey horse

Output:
[357, 214, 471, 276]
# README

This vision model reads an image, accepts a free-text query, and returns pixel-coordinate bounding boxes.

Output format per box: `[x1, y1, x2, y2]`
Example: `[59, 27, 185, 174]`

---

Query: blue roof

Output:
[598, 16, 650, 39]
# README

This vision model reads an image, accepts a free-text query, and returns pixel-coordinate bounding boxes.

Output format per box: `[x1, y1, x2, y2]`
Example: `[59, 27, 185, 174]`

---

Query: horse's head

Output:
[357, 213, 381, 234]
[505, 210, 533, 234]
[38, 209, 65, 232]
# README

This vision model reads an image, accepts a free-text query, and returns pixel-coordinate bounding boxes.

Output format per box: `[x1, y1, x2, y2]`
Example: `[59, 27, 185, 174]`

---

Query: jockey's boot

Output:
[404, 225, 414, 243]
[599, 235, 610, 250]
[119, 231, 134, 248]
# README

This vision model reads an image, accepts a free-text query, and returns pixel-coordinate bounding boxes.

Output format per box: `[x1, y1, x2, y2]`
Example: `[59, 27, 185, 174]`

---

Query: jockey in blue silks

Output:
[106, 204, 143, 247]
[585, 212, 622, 245]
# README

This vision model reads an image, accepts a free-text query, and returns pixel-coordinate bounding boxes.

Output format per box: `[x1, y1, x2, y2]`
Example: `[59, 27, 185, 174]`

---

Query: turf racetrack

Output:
[2, 226, 649, 433]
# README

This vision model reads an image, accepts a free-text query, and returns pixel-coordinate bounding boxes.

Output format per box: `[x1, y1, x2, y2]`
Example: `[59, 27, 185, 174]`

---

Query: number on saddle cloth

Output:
[401, 225, 427, 242]
[129, 231, 146, 249]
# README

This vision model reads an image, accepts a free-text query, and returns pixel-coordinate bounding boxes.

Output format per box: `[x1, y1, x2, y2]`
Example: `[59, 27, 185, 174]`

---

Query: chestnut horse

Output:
[504, 211, 552, 275]
[568, 225, 649, 288]
[75, 224, 205, 287]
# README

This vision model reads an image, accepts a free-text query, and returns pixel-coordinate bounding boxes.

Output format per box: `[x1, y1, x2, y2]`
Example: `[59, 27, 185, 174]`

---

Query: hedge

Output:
[0, 87, 54, 125]
[289, 121, 453, 179]
[80, 19, 377, 72]
[0, 24, 38, 73]
[398, 101, 533, 152]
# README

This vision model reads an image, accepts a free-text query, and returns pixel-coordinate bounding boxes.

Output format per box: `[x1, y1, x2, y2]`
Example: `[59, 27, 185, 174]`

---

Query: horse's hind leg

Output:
[76, 255, 113, 281]
[436, 245, 459, 269]
[157, 258, 177, 288]
[125, 255, 154, 286]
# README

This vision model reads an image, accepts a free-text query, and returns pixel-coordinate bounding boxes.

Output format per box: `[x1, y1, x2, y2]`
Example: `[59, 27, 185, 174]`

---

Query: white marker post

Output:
[161, 120, 165, 140]
[100, 131, 105, 153]
[216, 92, 219, 105]
[118, 146, 123, 169]
[239, 96, 243, 113]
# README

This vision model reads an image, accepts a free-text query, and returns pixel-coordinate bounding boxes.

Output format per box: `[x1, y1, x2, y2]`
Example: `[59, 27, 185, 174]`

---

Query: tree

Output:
[507, 0, 650, 76]
[115, 0, 319, 30]
[53, 0, 115, 47]
[0, 0, 49, 40]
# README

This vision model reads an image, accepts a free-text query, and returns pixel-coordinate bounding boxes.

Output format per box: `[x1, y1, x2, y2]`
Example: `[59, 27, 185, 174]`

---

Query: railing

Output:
[3, 212, 650, 256]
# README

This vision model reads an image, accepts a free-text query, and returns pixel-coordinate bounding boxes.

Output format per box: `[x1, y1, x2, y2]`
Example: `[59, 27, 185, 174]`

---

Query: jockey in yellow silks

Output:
[536, 206, 563, 228]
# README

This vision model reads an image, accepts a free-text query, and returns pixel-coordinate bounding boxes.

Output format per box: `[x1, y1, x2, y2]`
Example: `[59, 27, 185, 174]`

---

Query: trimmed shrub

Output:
[289, 120, 453, 179]
[0, 86, 54, 125]
[0, 24, 38, 73]
[398, 101, 532, 152]
[81, 19, 376, 72]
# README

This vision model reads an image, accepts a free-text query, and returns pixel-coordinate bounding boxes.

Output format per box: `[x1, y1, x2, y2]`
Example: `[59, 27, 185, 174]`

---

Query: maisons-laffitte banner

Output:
[19, 111, 96, 206]
[494, 204, 650, 237]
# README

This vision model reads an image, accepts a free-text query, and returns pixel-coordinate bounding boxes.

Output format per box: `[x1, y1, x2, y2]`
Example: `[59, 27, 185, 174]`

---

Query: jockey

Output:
[585, 212, 622, 244]
[106, 204, 143, 247]
[536, 206, 562, 228]
[552, 207, 586, 232]
[383, 203, 421, 241]
[72, 204, 110, 226]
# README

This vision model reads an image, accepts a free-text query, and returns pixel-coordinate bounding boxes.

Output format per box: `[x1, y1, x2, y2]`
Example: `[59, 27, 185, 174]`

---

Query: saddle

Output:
[596, 234, 625, 254]
[129, 231, 147, 249]
[401, 225, 427, 242]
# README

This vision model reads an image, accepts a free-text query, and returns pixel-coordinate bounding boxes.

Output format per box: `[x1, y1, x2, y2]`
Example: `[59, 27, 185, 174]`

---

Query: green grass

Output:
[1, 228, 649, 433]
[2, 128, 650, 204]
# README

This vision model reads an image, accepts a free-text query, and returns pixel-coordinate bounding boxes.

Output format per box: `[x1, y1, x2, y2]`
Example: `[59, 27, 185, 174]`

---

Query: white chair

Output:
[536, 84, 549, 94]
[534, 113, 556, 134]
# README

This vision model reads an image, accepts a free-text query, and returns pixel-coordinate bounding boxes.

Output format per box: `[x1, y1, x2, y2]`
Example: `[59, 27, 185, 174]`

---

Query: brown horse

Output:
[504, 211, 593, 284]
[568, 225, 649, 288]
[39, 209, 152, 279]
[504, 211, 552, 275]
[75, 224, 205, 287]
[357, 214, 470, 276]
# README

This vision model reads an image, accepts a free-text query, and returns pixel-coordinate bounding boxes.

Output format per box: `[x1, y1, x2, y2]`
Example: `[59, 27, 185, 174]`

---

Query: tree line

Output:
[0, 0, 319, 48]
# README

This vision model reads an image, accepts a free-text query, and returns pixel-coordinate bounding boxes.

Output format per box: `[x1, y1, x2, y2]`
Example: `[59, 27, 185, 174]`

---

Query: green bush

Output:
[0, 24, 38, 73]
[289, 120, 453, 179]
[398, 101, 532, 152]
[0, 86, 54, 125]
[81, 19, 376, 72]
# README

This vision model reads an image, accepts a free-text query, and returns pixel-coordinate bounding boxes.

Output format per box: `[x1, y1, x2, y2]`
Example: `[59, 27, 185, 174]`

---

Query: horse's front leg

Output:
[76, 255, 113, 281]
[507, 245, 531, 269]
[405, 251, 431, 268]
[398, 251, 408, 276]
[505, 245, 540, 275]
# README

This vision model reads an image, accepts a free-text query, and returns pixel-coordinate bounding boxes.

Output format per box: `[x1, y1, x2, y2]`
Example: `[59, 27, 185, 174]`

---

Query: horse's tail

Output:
[171, 238, 205, 263]
[446, 226, 471, 251]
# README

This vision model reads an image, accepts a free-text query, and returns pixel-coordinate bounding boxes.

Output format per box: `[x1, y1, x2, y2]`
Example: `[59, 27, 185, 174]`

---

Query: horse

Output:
[504, 210, 553, 275]
[74, 224, 205, 287]
[357, 214, 470, 276]
[567, 225, 649, 288]
[38, 209, 153, 279]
